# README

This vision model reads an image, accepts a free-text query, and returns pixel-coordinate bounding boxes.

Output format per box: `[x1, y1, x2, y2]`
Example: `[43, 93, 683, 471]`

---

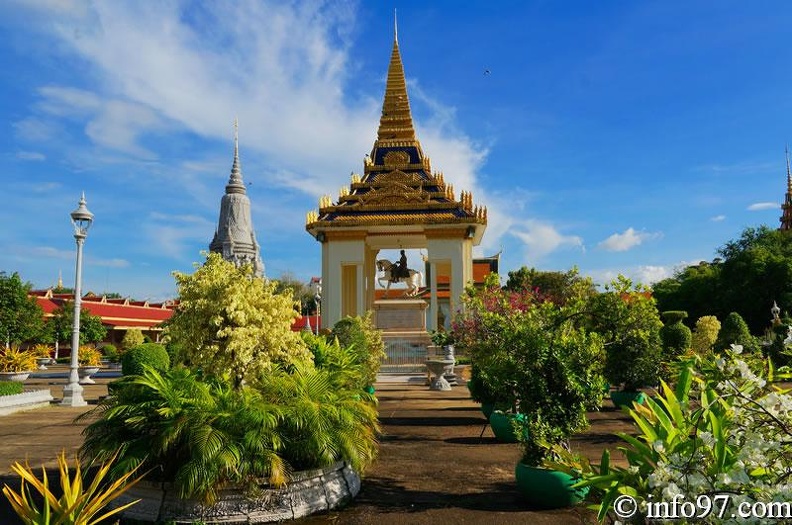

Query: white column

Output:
[428, 261, 438, 331]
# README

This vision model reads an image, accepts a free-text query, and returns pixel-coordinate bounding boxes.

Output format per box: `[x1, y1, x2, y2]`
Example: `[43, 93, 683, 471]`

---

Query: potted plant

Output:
[78, 345, 103, 384]
[30, 343, 53, 370]
[584, 278, 663, 409]
[453, 279, 606, 506]
[0, 346, 38, 382]
[509, 315, 605, 508]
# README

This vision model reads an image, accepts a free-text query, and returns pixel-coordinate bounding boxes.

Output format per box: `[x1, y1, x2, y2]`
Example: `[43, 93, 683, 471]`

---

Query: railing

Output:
[380, 338, 428, 374]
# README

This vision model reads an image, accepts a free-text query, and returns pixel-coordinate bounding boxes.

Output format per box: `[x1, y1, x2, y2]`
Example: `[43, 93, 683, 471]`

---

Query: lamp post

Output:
[61, 193, 93, 407]
[311, 278, 322, 335]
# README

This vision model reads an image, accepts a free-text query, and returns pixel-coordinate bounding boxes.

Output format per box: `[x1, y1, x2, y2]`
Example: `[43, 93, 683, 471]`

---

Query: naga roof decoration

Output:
[306, 30, 487, 234]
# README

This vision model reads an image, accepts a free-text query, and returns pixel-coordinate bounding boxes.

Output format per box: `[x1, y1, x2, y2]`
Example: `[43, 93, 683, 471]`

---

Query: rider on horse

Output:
[392, 250, 410, 283]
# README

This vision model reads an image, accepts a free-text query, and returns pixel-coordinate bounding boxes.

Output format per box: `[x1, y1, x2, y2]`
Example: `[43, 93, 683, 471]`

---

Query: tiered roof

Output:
[306, 32, 486, 237]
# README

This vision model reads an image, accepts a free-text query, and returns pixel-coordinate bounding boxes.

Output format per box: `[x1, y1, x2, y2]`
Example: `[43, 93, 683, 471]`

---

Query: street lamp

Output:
[61, 192, 93, 407]
[311, 278, 322, 335]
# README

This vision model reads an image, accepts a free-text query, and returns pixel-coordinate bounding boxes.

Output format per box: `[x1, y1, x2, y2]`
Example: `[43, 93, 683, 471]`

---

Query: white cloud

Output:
[587, 264, 672, 287]
[634, 265, 672, 284]
[598, 227, 661, 252]
[22, 246, 129, 268]
[144, 213, 215, 260]
[510, 220, 584, 260]
[710, 214, 726, 222]
[747, 202, 778, 211]
[13, 117, 57, 141]
[17, 151, 46, 161]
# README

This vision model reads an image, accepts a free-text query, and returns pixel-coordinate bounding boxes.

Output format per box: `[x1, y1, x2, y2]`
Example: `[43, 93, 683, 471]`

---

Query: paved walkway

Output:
[0, 367, 633, 524]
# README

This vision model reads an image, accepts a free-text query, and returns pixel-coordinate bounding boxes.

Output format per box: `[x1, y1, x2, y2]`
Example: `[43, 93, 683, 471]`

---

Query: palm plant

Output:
[79, 366, 286, 505]
[259, 361, 380, 473]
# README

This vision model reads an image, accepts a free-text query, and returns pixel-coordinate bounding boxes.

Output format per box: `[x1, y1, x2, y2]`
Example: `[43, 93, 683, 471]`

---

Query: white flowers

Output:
[616, 350, 792, 523]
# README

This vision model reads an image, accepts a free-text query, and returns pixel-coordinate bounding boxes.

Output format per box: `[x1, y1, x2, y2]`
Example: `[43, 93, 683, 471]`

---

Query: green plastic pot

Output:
[363, 385, 376, 395]
[610, 390, 646, 409]
[489, 411, 527, 443]
[515, 463, 588, 509]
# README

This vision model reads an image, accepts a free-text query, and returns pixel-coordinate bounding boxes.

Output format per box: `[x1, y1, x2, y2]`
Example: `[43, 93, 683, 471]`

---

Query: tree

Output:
[504, 266, 595, 306]
[652, 261, 722, 328]
[273, 272, 316, 314]
[166, 252, 310, 388]
[0, 272, 44, 347]
[583, 276, 663, 391]
[654, 226, 792, 334]
[46, 302, 107, 347]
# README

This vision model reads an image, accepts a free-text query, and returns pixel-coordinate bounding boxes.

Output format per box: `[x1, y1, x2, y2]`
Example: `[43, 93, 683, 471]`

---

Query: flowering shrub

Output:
[453, 274, 606, 465]
[166, 252, 310, 388]
[551, 344, 792, 524]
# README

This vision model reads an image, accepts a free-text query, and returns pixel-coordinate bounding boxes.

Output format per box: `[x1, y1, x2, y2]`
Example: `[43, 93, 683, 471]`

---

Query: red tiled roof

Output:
[31, 290, 175, 330]
[292, 315, 321, 331]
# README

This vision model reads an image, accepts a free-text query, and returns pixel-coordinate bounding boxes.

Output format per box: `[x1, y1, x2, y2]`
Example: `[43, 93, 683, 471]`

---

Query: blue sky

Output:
[1, 1, 791, 301]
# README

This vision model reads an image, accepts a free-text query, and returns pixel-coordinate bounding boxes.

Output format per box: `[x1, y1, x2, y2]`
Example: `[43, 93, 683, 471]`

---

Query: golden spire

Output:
[376, 21, 416, 143]
[781, 145, 792, 231]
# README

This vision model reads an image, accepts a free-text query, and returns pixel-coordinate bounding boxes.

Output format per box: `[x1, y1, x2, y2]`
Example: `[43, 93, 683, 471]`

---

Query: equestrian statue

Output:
[376, 250, 423, 297]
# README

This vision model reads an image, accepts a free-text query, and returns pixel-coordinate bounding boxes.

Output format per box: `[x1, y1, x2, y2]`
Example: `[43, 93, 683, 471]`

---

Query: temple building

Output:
[781, 147, 792, 231]
[209, 120, 265, 277]
[305, 24, 487, 329]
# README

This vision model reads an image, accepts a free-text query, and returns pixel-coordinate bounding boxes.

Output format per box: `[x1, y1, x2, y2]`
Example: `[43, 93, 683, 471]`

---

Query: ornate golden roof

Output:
[306, 29, 486, 239]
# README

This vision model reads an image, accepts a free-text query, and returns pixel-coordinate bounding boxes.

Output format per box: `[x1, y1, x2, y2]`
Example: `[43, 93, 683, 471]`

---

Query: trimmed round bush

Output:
[715, 312, 759, 353]
[121, 343, 170, 376]
[661, 311, 688, 325]
[660, 314, 692, 359]
[101, 344, 119, 362]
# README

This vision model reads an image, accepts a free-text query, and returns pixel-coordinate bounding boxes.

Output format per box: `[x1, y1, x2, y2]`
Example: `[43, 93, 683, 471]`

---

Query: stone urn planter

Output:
[515, 463, 588, 509]
[37, 358, 50, 370]
[0, 371, 31, 382]
[113, 461, 361, 524]
[78, 366, 101, 385]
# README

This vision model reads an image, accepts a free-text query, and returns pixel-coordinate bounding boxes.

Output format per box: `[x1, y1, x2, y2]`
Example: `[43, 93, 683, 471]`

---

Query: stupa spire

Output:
[375, 18, 416, 143]
[226, 117, 246, 195]
[210, 118, 264, 277]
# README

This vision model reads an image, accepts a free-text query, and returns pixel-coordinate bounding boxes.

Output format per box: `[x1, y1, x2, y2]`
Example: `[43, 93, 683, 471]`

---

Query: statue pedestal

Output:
[375, 299, 431, 375]
[373, 299, 428, 332]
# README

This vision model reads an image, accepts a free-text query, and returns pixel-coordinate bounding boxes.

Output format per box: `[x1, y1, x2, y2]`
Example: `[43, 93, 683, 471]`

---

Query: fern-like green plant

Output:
[79, 366, 286, 505]
[259, 361, 380, 473]
[2, 449, 142, 525]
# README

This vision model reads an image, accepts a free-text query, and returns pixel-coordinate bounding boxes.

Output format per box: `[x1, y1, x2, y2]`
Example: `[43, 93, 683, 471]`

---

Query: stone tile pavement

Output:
[0, 367, 633, 524]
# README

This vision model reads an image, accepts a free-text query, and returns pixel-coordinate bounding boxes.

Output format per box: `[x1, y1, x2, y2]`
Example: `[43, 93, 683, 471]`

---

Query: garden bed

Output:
[0, 389, 54, 416]
[114, 461, 360, 524]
